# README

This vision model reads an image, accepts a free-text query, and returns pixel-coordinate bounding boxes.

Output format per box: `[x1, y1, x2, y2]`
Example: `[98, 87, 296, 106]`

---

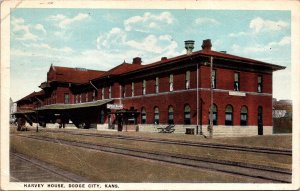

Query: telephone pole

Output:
[209, 56, 214, 138]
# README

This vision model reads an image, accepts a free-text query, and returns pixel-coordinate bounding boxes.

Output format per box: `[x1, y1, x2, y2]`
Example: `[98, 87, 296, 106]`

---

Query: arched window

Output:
[168, 106, 174, 124]
[184, 105, 191, 125]
[225, 105, 233, 126]
[209, 104, 218, 125]
[154, 107, 159, 124]
[141, 107, 146, 124]
[240, 106, 248, 126]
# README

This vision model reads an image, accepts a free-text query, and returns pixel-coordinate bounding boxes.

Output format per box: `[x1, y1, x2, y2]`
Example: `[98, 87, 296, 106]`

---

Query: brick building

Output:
[15, 39, 285, 137]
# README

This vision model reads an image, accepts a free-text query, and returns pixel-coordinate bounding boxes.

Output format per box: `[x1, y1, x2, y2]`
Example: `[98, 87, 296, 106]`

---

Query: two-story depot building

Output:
[15, 39, 285, 137]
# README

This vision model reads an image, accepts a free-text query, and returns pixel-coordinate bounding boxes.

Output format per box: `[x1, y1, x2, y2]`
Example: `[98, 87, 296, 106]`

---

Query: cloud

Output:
[124, 12, 174, 32]
[34, 24, 46, 34]
[277, 36, 291, 46]
[26, 42, 73, 53]
[96, 27, 178, 57]
[229, 17, 289, 38]
[96, 27, 127, 50]
[11, 17, 39, 41]
[126, 34, 178, 54]
[249, 17, 289, 33]
[231, 36, 291, 54]
[195, 17, 219, 25]
[12, 42, 73, 60]
[48, 13, 89, 29]
[228, 31, 250, 37]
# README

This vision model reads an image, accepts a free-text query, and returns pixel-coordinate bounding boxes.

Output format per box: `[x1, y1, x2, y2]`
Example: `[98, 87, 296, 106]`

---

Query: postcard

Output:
[1, 0, 299, 190]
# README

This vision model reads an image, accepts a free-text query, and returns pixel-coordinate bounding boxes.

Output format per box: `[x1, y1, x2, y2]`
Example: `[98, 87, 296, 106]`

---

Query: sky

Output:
[10, 9, 291, 101]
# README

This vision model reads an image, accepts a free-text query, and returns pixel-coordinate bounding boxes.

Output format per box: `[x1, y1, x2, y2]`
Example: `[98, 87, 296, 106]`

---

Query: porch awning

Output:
[37, 99, 112, 111]
[12, 110, 35, 115]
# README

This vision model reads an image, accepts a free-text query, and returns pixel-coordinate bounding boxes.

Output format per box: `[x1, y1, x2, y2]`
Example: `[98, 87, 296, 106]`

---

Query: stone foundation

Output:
[40, 122, 272, 137]
[138, 124, 273, 137]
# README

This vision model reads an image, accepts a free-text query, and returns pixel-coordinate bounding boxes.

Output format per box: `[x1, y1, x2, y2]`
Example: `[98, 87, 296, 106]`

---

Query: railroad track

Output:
[10, 152, 89, 182]
[15, 134, 292, 183]
[46, 130, 292, 156]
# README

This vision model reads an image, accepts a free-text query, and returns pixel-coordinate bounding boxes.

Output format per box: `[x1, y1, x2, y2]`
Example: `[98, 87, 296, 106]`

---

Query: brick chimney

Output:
[132, 57, 142, 65]
[161, 57, 167, 61]
[201, 39, 212, 51]
[184, 40, 195, 55]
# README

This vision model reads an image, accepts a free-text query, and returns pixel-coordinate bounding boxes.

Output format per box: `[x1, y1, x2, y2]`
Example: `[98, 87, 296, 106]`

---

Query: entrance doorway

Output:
[117, 114, 123, 131]
[258, 106, 263, 135]
[112, 109, 139, 132]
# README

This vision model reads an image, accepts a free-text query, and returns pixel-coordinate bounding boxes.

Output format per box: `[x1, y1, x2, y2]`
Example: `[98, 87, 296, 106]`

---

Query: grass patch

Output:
[10, 135, 265, 183]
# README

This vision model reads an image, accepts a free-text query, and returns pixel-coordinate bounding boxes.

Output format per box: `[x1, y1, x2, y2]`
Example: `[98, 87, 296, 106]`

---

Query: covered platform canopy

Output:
[35, 99, 113, 128]
[36, 99, 112, 111]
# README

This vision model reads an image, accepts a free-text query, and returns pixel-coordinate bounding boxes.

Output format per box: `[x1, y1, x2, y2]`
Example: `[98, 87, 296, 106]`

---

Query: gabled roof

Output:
[49, 65, 105, 84]
[16, 90, 45, 103]
[198, 50, 286, 70]
[93, 49, 285, 80]
[94, 63, 144, 80]
[132, 50, 285, 73]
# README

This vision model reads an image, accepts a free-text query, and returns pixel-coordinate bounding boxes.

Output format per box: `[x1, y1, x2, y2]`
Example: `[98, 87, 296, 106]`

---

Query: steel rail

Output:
[46, 130, 292, 156]
[11, 152, 88, 182]
[15, 134, 292, 183]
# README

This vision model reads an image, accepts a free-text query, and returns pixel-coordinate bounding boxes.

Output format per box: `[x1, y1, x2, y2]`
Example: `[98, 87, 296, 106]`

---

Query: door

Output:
[258, 106, 263, 135]
[117, 114, 123, 131]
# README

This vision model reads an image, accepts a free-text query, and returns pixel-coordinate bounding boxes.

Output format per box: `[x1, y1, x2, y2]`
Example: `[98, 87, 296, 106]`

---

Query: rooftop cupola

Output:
[184, 40, 195, 55]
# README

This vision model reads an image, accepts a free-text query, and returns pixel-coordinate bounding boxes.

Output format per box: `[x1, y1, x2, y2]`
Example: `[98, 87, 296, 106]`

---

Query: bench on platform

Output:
[157, 124, 175, 133]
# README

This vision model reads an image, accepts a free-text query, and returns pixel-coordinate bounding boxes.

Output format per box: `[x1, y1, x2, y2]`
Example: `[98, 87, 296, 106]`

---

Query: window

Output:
[225, 105, 233, 126]
[141, 107, 146, 124]
[92, 90, 96, 101]
[185, 71, 190, 89]
[168, 106, 174, 124]
[109, 85, 112, 98]
[142, 80, 146, 95]
[212, 70, 216, 89]
[154, 107, 159, 124]
[64, 93, 69, 104]
[101, 88, 104, 100]
[184, 105, 191, 125]
[169, 74, 173, 92]
[258, 76, 262, 93]
[234, 73, 240, 91]
[208, 104, 217, 125]
[131, 82, 134, 97]
[79, 94, 82, 103]
[121, 85, 125, 98]
[75, 95, 78, 104]
[85, 93, 88, 102]
[155, 77, 159, 93]
[240, 106, 248, 126]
